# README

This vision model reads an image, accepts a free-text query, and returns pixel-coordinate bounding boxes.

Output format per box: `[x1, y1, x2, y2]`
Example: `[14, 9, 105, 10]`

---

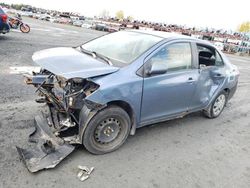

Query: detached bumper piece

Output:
[16, 114, 75, 173]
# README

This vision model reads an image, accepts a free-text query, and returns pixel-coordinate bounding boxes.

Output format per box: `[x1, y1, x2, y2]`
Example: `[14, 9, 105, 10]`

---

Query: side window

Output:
[215, 50, 224, 66]
[197, 44, 224, 67]
[149, 42, 192, 73]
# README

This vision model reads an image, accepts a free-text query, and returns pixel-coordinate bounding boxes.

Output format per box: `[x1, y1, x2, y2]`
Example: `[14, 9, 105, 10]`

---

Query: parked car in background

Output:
[81, 22, 93, 29]
[214, 41, 225, 51]
[20, 11, 33, 17]
[57, 17, 71, 24]
[38, 14, 51, 21]
[0, 7, 10, 34]
[49, 17, 57, 23]
[33, 14, 41, 19]
[18, 30, 239, 172]
[107, 26, 119, 33]
[95, 23, 107, 31]
[73, 20, 83, 27]
[81, 20, 94, 29]
[79, 16, 85, 20]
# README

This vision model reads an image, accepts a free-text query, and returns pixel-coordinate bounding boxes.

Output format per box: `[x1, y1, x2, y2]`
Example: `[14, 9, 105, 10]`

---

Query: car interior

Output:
[198, 45, 217, 67]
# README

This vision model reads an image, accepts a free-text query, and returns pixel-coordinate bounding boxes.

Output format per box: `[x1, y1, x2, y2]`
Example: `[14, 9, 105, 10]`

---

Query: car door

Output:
[140, 41, 197, 125]
[188, 43, 227, 110]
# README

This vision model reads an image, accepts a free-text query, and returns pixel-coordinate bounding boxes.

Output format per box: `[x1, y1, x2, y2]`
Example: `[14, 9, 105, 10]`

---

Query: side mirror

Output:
[147, 61, 167, 76]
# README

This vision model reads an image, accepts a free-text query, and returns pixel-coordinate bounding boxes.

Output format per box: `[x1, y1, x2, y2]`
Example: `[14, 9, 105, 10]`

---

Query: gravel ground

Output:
[0, 17, 250, 188]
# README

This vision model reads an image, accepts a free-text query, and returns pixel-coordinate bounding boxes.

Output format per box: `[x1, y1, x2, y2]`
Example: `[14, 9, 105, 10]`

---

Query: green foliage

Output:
[0, 3, 9, 7]
[11, 4, 25, 10]
[0, 3, 31, 10]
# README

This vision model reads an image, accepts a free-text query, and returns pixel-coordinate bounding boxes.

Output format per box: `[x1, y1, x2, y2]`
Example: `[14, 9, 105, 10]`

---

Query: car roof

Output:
[131, 30, 187, 38]
[129, 29, 212, 46]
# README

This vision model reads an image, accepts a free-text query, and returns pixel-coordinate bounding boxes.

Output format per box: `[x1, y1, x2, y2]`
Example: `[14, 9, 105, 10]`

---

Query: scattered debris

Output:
[16, 114, 75, 173]
[77, 165, 94, 182]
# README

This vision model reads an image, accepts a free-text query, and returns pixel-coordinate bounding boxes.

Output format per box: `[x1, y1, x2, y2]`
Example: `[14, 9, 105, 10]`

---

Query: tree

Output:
[0, 3, 10, 8]
[11, 4, 24, 10]
[116, 10, 124, 20]
[127, 16, 134, 22]
[238, 21, 250, 32]
[99, 9, 110, 19]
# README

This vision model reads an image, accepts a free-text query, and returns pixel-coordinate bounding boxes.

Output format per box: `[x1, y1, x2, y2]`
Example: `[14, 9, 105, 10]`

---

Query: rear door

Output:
[188, 43, 227, 110]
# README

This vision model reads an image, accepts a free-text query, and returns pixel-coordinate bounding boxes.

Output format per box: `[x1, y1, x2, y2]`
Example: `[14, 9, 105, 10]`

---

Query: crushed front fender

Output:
[16, 114, 75, 173]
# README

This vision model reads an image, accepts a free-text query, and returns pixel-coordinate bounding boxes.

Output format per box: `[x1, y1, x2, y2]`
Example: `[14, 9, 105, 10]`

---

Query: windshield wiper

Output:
[79, 46, 113, 66]
[92, 51, 113, 66]
[80, 46, 96, 58]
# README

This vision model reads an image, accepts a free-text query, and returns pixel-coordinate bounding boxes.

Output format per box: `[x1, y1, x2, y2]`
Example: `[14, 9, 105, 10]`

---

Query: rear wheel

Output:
[203, 91, 228, 118]
[20, 23, 30, 33]
[83, 106, 131, 154]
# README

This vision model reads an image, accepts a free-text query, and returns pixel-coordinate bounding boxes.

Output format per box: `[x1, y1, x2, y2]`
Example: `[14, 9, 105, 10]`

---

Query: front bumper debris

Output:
[16, 114, 75, 173]
[77, 165, 94, 181]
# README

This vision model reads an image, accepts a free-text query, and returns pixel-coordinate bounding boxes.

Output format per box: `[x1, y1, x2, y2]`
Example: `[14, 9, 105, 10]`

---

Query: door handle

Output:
[214, 74, 224, 78]
[187, 77, 194, 83]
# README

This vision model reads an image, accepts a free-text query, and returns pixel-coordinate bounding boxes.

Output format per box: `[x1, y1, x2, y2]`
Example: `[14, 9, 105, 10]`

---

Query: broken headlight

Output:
[71, 78, 84, 84]
[65, 79, 99, 109]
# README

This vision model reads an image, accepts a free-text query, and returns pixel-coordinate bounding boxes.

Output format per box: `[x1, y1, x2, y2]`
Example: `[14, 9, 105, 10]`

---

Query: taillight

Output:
[1, 14, 7, 23]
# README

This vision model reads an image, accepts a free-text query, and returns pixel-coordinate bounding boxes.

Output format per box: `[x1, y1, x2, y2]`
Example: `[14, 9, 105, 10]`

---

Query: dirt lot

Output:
[0, 17, 250, 188]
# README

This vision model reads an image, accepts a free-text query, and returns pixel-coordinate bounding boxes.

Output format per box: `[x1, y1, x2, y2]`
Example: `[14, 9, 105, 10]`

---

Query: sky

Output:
[1, 0, 250, 30]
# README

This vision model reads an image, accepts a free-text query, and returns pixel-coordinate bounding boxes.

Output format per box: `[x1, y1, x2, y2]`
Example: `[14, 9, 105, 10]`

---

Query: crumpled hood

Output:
[32, 47, 119, 79]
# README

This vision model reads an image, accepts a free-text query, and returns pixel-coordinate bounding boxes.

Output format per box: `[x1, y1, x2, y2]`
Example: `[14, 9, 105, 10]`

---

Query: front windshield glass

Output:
[81, 31, 162, 66]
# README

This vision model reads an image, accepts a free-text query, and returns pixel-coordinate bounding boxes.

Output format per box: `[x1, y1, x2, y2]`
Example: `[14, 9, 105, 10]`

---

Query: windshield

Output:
[81, 31, 162, 66]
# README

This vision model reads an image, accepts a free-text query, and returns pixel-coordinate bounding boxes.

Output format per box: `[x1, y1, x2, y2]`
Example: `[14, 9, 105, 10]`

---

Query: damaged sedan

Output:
[17, 30, 239, 172]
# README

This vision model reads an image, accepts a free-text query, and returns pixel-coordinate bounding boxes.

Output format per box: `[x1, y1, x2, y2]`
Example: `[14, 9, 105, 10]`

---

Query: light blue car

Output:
[18, 30, 239, 172]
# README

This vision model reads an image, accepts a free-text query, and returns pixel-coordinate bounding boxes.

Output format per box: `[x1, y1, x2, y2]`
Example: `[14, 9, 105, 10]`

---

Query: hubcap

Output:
[94, 118, 121, 144]
[213, 94, 226, 116]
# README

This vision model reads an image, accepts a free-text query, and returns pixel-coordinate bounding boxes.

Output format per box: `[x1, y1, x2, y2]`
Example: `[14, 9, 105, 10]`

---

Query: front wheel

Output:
[20, 23, 30, 33]
[83, 106, 131, 154]
[203, 91, 228, 118]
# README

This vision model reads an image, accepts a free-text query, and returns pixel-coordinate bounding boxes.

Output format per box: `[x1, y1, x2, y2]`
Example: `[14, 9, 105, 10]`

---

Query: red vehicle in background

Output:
[0, 6, 10, 34]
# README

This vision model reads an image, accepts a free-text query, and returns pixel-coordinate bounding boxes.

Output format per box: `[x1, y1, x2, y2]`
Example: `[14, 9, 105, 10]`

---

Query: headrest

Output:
[199, 51, 213, 58]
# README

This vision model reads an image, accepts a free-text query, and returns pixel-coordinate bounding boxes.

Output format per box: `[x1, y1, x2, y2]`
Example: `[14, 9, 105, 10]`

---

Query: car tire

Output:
[83, 106, 131, 155]
[203, 90, 228, 118]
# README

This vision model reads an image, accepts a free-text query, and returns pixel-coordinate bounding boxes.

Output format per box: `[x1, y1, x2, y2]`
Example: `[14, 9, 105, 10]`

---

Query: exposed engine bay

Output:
[17, 69, 102, 172]
[26, 69, 100, 133]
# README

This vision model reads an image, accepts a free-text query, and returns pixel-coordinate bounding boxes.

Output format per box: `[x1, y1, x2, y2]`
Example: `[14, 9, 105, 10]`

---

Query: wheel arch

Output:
[107, 100, 137, 135]
[79, 99, 137, 143]
[203, 89, 228, 118]
[223, 88, 230, 94]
